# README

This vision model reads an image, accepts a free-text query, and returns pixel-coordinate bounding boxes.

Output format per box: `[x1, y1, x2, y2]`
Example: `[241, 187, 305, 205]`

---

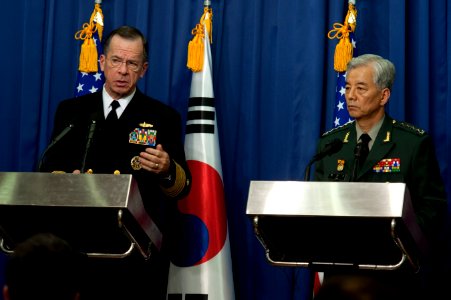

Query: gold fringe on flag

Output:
[327, 3, 357, 72]
[187, 6, 213, 72]
[74, 3, 104, 73]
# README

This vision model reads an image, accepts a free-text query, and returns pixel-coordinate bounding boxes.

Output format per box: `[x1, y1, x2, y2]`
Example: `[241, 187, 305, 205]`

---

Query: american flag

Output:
[74, 2, 104, 97]
[333, 31, 356, 128]
[74, 30, 104, 97]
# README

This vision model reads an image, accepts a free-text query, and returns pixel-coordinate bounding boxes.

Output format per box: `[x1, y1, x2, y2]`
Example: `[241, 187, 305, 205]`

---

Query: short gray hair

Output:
[347, 54, 396, 90]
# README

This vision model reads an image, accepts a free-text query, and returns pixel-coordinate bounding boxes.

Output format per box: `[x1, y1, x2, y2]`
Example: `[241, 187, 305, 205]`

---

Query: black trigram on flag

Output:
[186, 97, 215, 134]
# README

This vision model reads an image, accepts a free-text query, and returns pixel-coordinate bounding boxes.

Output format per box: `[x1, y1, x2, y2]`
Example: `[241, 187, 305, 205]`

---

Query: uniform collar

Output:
[355, 115, 385, 150]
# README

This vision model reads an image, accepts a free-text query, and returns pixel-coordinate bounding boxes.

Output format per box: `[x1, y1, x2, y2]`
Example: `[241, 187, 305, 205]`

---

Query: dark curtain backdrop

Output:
[0, 1, 450, 299]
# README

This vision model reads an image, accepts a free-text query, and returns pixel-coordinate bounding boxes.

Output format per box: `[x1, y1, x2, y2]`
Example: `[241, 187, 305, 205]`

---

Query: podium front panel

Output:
[0, 172, 162, 258]
[246, 181, 426, 270]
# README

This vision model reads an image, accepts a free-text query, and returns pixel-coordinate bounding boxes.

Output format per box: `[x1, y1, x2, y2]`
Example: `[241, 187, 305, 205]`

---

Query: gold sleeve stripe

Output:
[160, 161, 188, 198]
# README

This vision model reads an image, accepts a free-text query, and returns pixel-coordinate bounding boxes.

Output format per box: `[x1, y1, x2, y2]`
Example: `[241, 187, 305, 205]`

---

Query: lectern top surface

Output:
[0, 172, 137, 208]
[246, 181, 409, 218]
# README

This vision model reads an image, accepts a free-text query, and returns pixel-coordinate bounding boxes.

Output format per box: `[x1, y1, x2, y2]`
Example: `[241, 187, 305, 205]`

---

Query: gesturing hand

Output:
[139, 144, 170, 175]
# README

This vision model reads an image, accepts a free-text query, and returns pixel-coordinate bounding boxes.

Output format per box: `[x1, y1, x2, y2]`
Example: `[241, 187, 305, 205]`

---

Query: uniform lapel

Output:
[83, 92, 105, 122]
[119, 89, 142, 120]
[333, 126, 357, 181]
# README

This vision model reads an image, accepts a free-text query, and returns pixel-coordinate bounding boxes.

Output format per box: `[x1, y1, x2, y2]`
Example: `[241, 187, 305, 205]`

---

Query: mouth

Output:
[115, 80, 129, 88]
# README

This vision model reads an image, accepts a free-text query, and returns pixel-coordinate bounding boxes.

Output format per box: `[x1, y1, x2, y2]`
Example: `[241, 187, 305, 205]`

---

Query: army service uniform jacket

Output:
[313, 115, 447, 237]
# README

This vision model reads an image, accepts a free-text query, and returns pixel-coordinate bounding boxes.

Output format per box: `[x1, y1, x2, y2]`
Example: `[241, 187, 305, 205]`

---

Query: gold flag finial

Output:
[74, 2, 104, 72]
[327, 3, 357, 72]
[186, 5, 213, 72]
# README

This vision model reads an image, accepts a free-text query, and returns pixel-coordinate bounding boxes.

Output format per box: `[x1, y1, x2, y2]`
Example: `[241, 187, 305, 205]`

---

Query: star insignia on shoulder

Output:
[392, 120, 425, 136]
[322, 120, 355, 137]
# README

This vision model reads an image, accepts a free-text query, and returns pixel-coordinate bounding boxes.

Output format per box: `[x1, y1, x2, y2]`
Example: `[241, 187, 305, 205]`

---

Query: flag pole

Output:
[186, 0, 213, 72]
[167, 1, 235, 298]
[313, 1, 358, 297]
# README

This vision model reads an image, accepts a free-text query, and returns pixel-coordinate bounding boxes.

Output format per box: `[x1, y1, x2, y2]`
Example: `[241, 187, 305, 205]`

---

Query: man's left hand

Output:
[139, 144, 170, 175]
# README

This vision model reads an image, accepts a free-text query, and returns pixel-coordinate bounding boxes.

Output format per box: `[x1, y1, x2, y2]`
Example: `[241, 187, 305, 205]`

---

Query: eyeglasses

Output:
[106, 57, 142, 72]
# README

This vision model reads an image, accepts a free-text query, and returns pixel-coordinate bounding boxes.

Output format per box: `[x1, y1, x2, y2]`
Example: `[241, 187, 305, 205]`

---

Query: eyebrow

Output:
[345, 80, 369, 86]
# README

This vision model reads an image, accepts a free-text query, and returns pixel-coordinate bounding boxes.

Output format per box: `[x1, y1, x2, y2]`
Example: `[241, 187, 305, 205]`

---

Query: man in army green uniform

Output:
[314, 54, 447, 299]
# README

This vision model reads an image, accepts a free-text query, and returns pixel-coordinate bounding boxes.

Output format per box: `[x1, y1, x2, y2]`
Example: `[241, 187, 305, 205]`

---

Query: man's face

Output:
[345, 65, 389, 122]
[99, 35, 148, 99]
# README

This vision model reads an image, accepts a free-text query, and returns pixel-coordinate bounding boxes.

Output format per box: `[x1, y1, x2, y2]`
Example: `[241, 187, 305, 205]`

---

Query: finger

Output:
[156, 144, 164, 152]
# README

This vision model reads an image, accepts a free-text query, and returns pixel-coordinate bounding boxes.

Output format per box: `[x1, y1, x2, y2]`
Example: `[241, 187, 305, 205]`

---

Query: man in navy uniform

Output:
[314, 54, 447, 299]
[40, 26, 191, 300]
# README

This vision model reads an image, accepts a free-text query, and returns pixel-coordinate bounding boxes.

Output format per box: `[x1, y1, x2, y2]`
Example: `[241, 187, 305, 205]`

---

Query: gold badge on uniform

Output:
[131, 156, 142, 170]
[337, 159, 345, 171]
[343, 132, 350, 143]
[139, 122, 153, 128]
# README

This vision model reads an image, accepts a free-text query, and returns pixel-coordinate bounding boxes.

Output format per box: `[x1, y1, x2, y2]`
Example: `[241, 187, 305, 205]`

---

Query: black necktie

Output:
[106, 101, 120, 121]
[358, 133, 371, 167]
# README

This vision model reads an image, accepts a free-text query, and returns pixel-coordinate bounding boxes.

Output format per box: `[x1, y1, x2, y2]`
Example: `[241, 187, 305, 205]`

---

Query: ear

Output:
[380, 88, 390, 106]
[140, 61, 149, 78]
[99, 54, 106, 72]
[3, 285, 10, 300]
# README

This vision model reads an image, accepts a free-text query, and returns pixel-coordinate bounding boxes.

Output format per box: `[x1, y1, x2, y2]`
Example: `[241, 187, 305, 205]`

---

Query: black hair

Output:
[4, 233, 86, 300]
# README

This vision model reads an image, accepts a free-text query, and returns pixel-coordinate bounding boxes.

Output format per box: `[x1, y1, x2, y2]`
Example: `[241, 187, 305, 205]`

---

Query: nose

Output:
[346, 87, 356, 101]
[118, 61, 128, 74]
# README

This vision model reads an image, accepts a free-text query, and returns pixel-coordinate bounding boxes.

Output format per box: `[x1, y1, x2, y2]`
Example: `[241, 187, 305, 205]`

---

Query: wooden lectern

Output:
[0, 172, 162, 259]
[246, 181, 427, 271]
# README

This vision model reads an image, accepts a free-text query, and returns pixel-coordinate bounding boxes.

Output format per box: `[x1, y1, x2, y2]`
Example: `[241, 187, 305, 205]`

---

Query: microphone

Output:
[37, 123, 75, 171]
[304, 139, 343, 181]
[350, 142, 363, 182]
[80, 119, 97, 173]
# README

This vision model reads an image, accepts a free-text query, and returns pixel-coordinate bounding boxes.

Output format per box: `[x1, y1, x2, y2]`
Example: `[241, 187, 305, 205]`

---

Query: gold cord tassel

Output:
[74, 3, 104, 73]
[79, 35, 98, 72]
[187, 24, 205, 72]
[187, 7, 213, 72]
[327, 3, 357, 72]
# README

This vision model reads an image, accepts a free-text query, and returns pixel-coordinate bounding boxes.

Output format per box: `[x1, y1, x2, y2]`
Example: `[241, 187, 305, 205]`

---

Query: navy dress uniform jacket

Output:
[40, 89, 191, 300]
